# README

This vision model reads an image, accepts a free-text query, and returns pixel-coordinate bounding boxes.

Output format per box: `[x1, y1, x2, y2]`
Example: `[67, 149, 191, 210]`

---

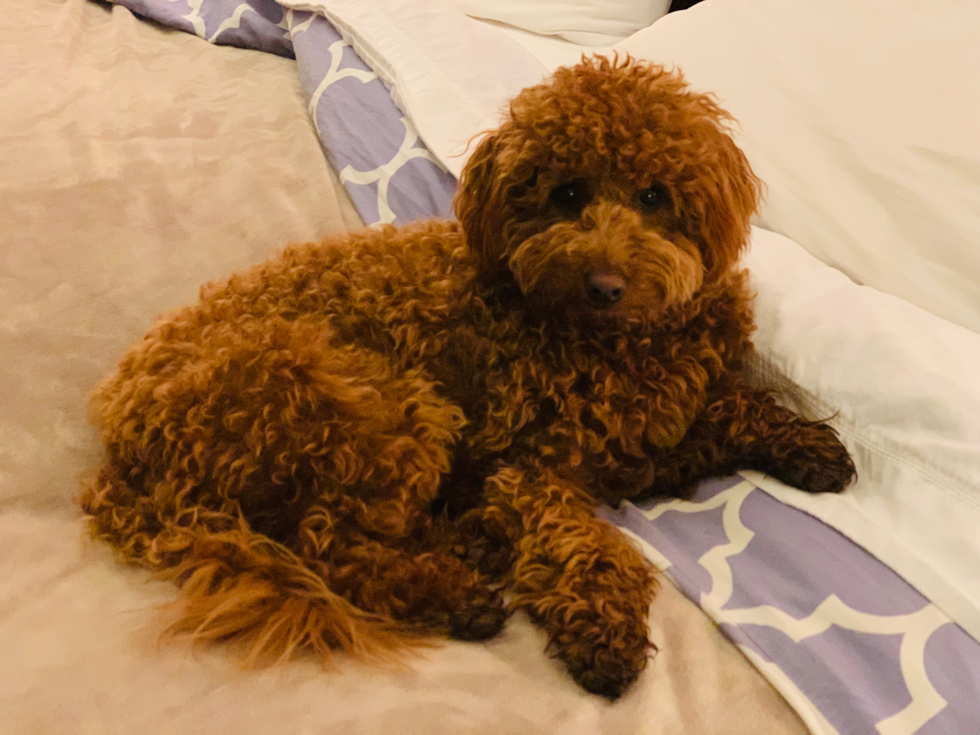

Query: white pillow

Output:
[616, 0, 980, 335]
[449, 0, 671, 46]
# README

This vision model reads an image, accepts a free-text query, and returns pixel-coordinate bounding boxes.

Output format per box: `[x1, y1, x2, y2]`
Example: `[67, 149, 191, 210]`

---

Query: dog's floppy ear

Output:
[685, 113, 762, 275]
[454, 131, 505, 268]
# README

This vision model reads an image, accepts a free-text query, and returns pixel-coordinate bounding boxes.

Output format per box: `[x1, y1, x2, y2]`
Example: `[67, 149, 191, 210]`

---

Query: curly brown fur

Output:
[79, 56, 855, 698]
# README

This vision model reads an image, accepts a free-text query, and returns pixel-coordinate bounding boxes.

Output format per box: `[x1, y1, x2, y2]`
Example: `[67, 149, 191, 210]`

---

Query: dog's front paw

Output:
[555, 615, 653, 699]
[768, 422, 856, 494]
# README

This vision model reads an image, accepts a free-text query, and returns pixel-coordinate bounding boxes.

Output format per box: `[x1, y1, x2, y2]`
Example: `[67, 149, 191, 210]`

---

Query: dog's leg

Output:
[480, 463, 658, 699]
[299, 515, 507, 642]
[651, 375, 856, 496]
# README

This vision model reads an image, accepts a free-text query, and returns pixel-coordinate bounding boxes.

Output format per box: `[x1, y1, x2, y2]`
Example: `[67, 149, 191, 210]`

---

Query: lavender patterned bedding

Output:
[100, 0, 980, 731]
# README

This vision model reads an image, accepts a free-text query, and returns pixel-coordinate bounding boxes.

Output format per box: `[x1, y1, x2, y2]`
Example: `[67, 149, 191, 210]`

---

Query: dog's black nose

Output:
[586, 273, 626, 307]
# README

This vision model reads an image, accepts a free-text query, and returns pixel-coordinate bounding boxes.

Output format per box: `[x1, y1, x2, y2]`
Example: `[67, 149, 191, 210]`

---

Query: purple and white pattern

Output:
[99, 0, 980, 731]
[603, 477, 980, 734]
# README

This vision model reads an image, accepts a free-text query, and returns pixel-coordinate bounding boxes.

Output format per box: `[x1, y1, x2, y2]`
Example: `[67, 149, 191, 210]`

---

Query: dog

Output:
[80, 56, 856, 698]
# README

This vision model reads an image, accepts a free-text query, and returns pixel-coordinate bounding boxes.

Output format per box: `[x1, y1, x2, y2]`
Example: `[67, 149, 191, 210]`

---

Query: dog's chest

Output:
[437, 328, 660, 453]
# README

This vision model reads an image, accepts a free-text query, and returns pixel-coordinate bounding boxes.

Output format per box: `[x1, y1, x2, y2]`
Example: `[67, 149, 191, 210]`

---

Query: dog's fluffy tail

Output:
[157, 527, 416, 666]
[80, 462, 416, 667]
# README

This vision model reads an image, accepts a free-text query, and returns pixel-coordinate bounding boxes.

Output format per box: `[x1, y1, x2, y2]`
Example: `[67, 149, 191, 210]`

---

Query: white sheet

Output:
[292, 0, 549, 172]
[280, 0, 980, 645]
[477, 18, 609, 71]
[742, 227, 980, 643]
[448, 0, 670, 46]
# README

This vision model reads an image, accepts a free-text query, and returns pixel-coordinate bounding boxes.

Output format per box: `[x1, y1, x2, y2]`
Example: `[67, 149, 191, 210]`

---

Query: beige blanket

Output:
[0, 0, 806, 731]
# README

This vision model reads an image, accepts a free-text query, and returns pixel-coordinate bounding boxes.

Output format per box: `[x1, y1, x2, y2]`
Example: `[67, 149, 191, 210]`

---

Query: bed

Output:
[2, 0, 978, 732]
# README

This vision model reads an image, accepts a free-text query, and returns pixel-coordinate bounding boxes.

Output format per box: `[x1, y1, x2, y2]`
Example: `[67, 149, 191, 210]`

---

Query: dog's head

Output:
[454, 56, 760, 323]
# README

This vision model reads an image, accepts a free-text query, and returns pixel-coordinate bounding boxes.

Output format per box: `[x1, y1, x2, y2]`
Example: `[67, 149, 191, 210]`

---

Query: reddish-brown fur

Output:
[79, 57, 855, 698]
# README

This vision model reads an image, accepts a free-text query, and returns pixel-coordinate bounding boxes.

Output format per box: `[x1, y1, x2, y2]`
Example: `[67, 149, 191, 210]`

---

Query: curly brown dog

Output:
[80, 56, 855, 698]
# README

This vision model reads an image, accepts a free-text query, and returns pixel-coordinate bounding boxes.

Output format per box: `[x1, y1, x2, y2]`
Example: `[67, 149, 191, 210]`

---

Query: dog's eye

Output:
[548, 180, 590, 215]
[637, 185, 667, 213]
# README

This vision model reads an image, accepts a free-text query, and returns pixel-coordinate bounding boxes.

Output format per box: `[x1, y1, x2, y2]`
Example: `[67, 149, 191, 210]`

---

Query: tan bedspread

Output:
[0, 0, 807, 732]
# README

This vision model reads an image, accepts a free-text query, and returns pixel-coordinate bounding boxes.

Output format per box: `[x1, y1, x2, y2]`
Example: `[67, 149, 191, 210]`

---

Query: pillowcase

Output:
[449, 0, 671, 45]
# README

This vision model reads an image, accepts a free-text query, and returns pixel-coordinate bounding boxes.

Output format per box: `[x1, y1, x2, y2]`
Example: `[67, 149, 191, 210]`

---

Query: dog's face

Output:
[454, 57, 760, 324]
